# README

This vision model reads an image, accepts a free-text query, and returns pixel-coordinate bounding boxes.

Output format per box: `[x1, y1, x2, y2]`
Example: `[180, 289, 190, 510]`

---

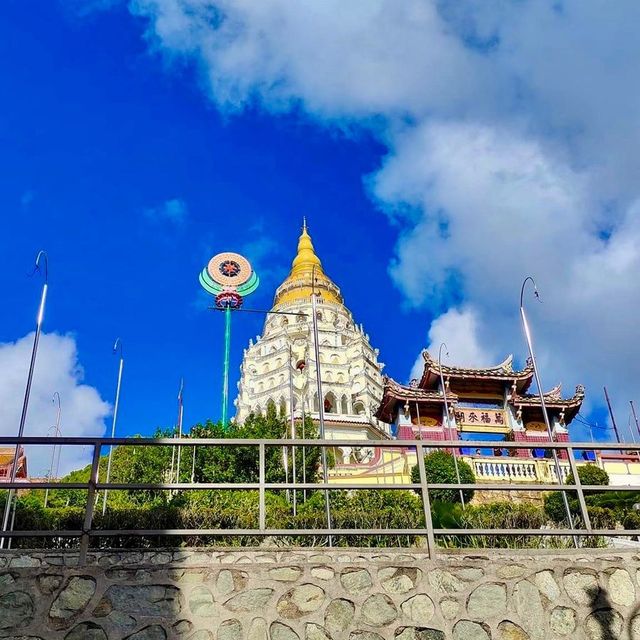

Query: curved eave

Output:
[375, 377, 456, 423]
[513, 385, 585, 422]
[418, 351, 534, 391]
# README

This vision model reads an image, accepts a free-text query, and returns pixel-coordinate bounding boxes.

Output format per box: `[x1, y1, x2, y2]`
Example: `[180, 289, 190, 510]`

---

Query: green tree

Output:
[411, 450, 475, 504]
[544, 464, 610, 523]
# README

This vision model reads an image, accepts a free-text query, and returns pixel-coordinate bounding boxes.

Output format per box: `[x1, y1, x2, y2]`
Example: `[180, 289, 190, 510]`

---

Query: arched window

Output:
[341, 395, 349, 414]
[337, 372, 345, 384]
[319, 353, 326, 364]
[324, 392, 337, 414]
[275, 358, 283, 368]
[326, 371, 334, 383]
[353, 401, 365, 415]
[279, 373, 285, 385]
[268, 377, 275, 389]
[257, 381, 264, 393]
[331, 354, 340, 364]
[279, 397, 287, 415]
[262, 363, 270, 374]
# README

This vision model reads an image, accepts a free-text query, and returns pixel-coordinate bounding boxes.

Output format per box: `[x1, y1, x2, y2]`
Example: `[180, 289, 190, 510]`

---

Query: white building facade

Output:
[234, 222, 390, 447]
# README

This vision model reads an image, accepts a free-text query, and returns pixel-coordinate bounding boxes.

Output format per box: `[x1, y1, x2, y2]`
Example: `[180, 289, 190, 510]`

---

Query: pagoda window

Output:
[341, 395, 349, 414]
[325, 392, 337, 413]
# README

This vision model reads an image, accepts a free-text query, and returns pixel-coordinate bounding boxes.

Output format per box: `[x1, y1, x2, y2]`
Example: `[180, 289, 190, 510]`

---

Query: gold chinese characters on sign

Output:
[454, 408, 507, 431]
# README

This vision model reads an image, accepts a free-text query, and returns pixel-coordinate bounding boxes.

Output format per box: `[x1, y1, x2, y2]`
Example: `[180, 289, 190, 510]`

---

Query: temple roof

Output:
[376, 376, 456, 423]
[418, 351, 535, 393]
[273, 220, 343, 307]
[514, 384, 585, 408]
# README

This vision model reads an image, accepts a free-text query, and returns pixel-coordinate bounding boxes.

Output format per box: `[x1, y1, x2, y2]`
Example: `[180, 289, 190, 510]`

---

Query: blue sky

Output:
[3, 1, 639, 473]
[0, 1, 433, 472]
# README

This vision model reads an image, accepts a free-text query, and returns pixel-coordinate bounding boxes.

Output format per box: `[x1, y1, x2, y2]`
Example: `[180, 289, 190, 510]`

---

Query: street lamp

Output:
[520, 277, 577, 544]
[44, 392, 62, 508]
[311, 265, 332, 544]
[438, 343, 465, 508]
[102, 338, 124, 516]
[1, 250, 49, 548]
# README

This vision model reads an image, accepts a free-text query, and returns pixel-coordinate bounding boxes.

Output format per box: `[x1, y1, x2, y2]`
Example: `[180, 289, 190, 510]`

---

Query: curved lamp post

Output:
[311, 264, 332, 544]
[175, 378, 184, 485]
[1, 250, 49, 547]
[520, 277, 576, 545]
[102, 338, 124, 516]
[438, 343, 465, 508]
[44, 392, 62, 508]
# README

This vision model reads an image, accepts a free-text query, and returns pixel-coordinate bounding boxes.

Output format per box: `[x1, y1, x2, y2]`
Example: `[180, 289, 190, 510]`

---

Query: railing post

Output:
[416, 444, 437, 558]
[259, 443, 266, 532]
[567, 444, 592, 532]
[79, 442, 101, 565]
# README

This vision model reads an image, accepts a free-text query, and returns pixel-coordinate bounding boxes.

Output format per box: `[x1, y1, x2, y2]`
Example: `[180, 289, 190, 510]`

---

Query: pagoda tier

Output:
[375, 351, 585, 458]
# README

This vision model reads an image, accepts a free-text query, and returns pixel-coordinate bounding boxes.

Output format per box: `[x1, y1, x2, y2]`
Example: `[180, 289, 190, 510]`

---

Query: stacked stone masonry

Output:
[0, 549, 639, 639]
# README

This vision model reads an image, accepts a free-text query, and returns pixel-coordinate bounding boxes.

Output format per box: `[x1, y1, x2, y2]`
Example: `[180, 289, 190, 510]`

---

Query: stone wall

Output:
[0, 548, 639, 639]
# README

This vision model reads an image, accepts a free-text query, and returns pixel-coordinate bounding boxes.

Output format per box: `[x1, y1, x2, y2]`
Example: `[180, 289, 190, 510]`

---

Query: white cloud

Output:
[118, 0, 640, 440]
[410, 307, 494, 381]
[144, 197, 188, 224]
[0, 333, 110, 477]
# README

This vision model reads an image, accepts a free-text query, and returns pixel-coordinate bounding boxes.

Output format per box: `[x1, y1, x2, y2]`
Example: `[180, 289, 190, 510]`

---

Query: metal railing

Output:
[1, 436, 640, 563]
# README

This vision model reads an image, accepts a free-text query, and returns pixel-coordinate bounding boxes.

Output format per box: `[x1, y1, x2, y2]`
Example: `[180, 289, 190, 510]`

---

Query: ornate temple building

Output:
[233, 221, 624, 489]
[0, 447, 27, 482]
[377, 351, 587, 484]
[234, 222, 390, 449]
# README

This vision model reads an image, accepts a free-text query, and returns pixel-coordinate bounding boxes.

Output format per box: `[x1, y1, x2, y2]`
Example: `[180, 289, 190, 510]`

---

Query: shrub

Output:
[411, 451, 475, 504]
[544, 464, 610, 523]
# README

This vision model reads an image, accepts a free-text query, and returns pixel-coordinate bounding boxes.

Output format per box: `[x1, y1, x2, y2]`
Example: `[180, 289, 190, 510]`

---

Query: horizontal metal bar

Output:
[0, 436, 634, 450]
[6, 527, 640, 539]
[7, 480, 640, 492]
[0, 482, 87, 490]
[90, 528, 432, 537]
[434, 528, 640, 537]
[1, 530, 83, 538]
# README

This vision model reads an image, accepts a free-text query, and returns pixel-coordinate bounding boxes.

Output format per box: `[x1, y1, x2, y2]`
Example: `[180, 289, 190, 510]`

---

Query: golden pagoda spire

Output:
[273, 219, 343, 307]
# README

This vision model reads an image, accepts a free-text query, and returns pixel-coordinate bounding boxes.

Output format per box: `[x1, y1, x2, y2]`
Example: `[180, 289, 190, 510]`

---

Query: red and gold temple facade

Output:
[376, 351, 585, 460]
